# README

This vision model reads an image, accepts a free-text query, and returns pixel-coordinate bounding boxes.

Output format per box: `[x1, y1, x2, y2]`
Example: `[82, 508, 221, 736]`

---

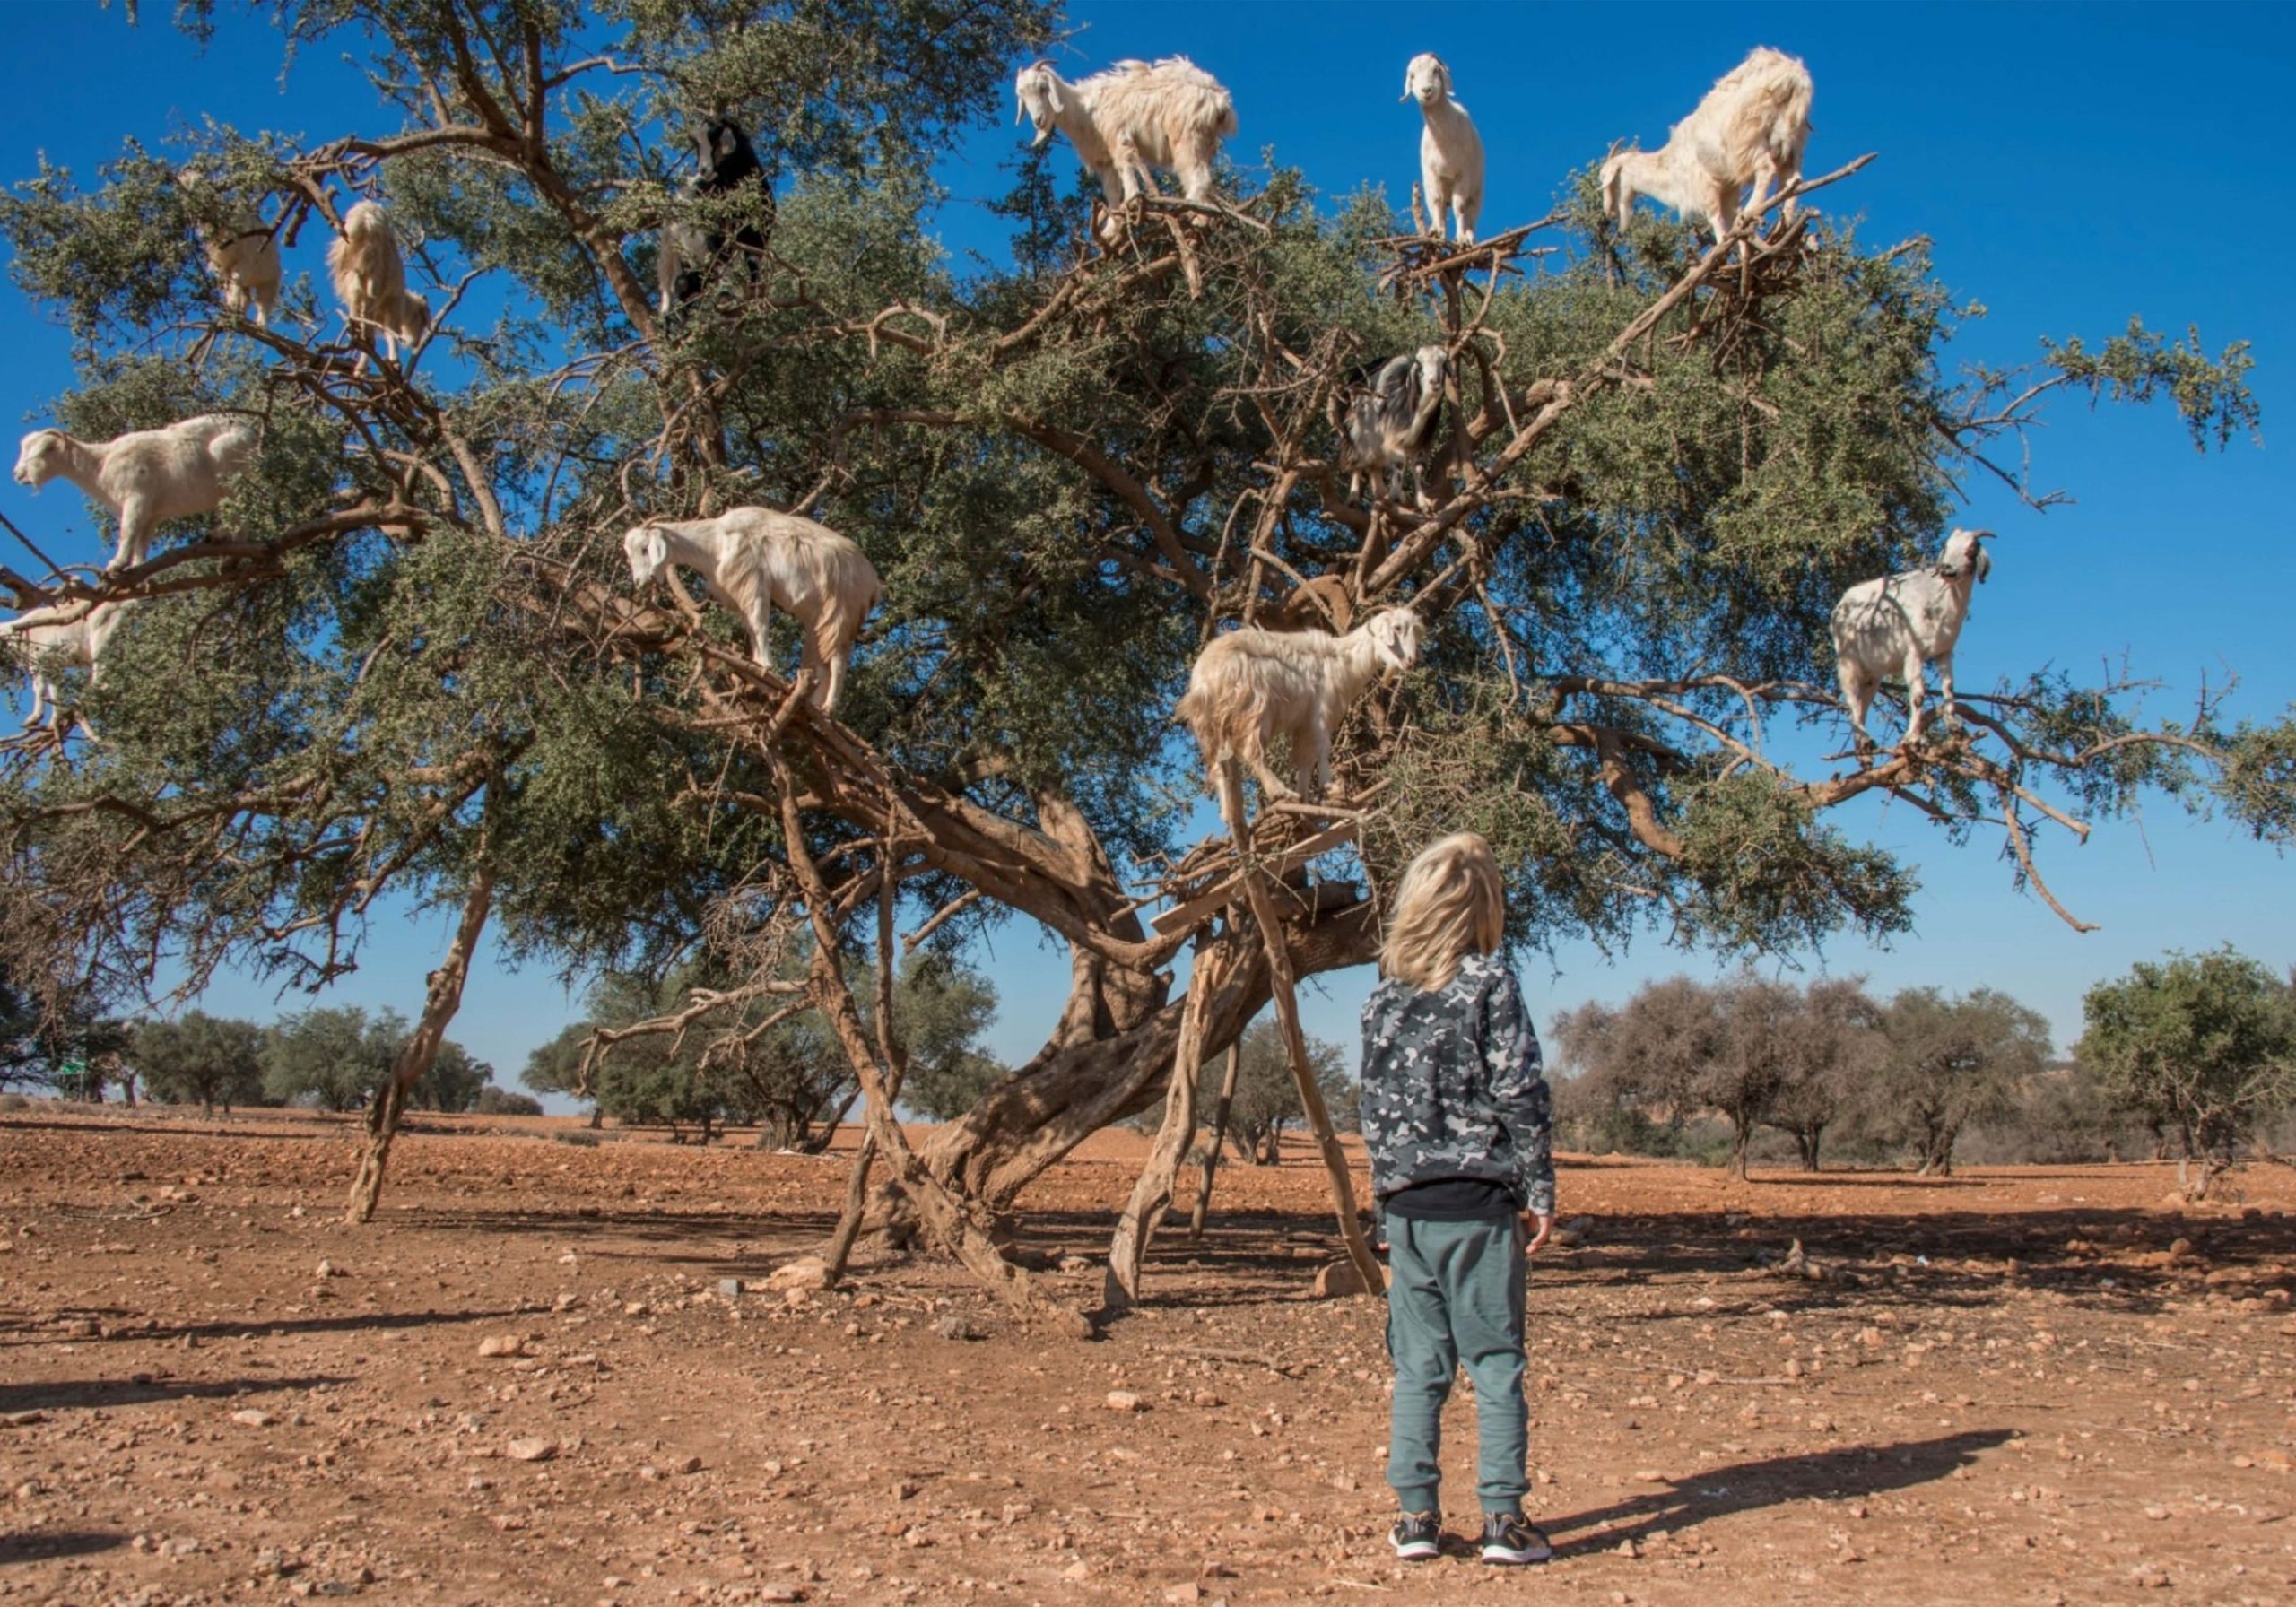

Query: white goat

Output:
[1013, 56, 1237, 222]
[1830, 526, 1995, 756]
[326, 200, 427, 365]
[1402, 54, 1483, 245]
[1598, 46, 1813, 240]
[13, 414, 257, 573]
[1175, 609, 1423, 807]
[1334, 345, 1450, 505]
[202, 220, 283, 326]
[1, 598, 137, 730]
[178, 169, 283, 326]
[622, 507, 882, 713]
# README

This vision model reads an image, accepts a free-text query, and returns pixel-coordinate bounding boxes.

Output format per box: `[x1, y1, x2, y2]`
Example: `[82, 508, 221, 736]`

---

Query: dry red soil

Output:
[3, 1108, 2293, 1607]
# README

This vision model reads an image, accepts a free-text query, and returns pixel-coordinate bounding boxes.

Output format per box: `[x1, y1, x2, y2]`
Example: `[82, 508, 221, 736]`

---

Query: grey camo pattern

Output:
[1357, 952, 1555, 1217]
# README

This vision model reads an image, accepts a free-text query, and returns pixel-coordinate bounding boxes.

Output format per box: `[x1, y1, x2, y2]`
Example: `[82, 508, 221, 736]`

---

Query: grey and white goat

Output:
[1830, 526, 1995, 756]
[1333, 345, 1451, 506]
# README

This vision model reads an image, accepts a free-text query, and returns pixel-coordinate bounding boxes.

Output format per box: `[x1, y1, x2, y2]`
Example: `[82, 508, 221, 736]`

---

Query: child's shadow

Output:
[1544, 1428, 2015, 1556]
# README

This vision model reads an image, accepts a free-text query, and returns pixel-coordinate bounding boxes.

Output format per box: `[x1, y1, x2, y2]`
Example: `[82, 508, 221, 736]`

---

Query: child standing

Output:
[1358, 831, 1554, 1565]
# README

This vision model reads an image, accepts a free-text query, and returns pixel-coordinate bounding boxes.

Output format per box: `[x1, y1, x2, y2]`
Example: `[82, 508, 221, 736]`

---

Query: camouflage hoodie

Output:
[1357, 952, 1555, 1217]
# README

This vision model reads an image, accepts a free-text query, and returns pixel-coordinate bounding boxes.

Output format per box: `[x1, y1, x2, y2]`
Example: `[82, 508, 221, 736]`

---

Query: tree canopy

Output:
[2077, 947, 2296, 1198]
[0, 0, 2283, 1312]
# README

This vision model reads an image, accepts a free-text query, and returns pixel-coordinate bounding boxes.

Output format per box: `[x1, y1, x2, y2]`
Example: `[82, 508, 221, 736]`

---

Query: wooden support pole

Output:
[1102, 939, 1227, 1310]
[1188, 1042, 1242, 1239]
[1219, 767, 1382, 1295]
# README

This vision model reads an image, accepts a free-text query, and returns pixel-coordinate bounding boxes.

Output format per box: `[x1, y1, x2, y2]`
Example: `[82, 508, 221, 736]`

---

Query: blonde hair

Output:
[1379, 831, 1505, 991]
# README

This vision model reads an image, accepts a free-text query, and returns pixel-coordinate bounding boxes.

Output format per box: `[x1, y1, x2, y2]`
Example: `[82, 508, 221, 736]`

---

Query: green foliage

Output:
[1867, 986, 2052, 1176]
[1175, 1018, 1352, 1166]
[474, 1084, 544, 1116]
[129, 1010, 268, 1114]
[261, 1004, 491, 1113]
[891, 952, 1006, 1123]
[1553, 973, 1883, 1175]
[2077, 947, 2296, 1194]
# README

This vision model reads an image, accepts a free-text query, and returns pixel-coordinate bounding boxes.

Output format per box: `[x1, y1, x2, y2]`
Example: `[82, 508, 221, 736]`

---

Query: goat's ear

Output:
[1973, 547, 1993, 584]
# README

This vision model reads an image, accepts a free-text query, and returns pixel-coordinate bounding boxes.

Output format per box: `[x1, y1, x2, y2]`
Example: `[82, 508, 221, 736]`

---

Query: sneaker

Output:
[1478, 1513, 1552, 1565]
[1389, 1511, 1441, 1561]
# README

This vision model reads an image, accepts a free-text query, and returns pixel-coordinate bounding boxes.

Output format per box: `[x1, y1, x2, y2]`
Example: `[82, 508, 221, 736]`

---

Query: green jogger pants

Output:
[1383, 1211, 1528, 1516]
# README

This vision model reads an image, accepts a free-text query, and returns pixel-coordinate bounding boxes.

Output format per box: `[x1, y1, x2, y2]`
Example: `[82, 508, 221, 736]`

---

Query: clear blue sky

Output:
[1, 4, 2289, 1094]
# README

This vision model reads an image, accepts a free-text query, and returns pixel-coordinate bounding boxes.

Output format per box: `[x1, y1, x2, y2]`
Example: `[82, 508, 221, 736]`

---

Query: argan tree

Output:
[2077, 948, 2296, 1199]
[0, 1, 2285, 1326]
[1871, 986, 2052, 1177]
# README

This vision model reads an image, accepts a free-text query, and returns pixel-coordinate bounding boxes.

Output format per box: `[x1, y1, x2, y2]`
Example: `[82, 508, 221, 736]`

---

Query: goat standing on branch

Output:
[1403, 54, 1484, 245]
[178, 170, 283, 328]
[1335, 344, 1451, 507]
[1013, 56, 1237, 232]
[13, 414, 256, 573]
[622, 508, 882, 714]
[1177, 610, 1422, 820]
[1598, 46, 1813, 239]
[2, 597, 139, 732]
[1831, 526, 1996, 759]
[657, 117, 773, 316]
[327, 200, 427, 367]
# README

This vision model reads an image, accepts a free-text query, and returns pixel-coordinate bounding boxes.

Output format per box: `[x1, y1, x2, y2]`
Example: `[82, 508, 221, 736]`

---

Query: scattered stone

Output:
[478, 1334, 526, 1359]
[506, 1438, 558, 1463]
[2130, 1564, 2170, 1588]
[230, 1409, 272, 1428]
[1057, 1255, 1092, 1274]
[677, 1455, 703, 1475]
[1105, 1390, 1145, 1412]
[1166, 1585, 1204, 1603]
[933, 1315, 984, 1342]
[1062, 1559, 1091, 1581]
[314, 1259, 337, 1279]
[765, 1256, 832, 1294]
[717, 1278, 745, 1299]
[1312, 1259, 1368, 1299]
[757, 1589, 805, 1604]
[1, 1411, 46, 1428]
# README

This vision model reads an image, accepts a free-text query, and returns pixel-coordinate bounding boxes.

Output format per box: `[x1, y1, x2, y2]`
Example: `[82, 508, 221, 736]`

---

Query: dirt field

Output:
[3, 1108, 2293, 1607]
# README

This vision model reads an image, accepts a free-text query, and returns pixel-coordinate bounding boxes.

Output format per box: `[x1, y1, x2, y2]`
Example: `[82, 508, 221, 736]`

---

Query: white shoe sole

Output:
[1480, 1542, 1552, 1565]
[1392, 1539, 1439, 1561]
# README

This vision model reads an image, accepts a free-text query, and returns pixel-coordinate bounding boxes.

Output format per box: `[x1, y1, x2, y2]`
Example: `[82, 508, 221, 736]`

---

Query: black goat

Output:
[657, 117, 776, 316]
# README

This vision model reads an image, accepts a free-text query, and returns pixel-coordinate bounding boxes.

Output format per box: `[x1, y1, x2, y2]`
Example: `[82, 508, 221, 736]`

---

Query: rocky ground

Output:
[3, 1107, 2293, 1607]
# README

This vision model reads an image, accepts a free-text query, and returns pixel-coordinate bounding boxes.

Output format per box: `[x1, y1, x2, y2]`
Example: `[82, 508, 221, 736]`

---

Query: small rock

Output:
[478, 1334, 526, 1359]
[506, 1438, 558, 1463]
[314, 1259, 337, 1279]
[1166, 1585, 1204, 1603]
[764, 1256, 832, 1294]
[230, 1409, 272, 1428]
[717, 1278, 745, 1299]
[553, 1292, 579, 1311]
[1057, 1255, 1092, 1274]
[677, 1455, 703, 1475]
[758, 1589, 805, 1604]
[1, 1411, 46, 1428]
[1062, 1560, 1091, 1582]
[1312, 1260, 1367, 1299]
[1105, 1390, 1145, 1412]
[2130, 1565, 2170, 1588]
[932, 1315, 983, 1342]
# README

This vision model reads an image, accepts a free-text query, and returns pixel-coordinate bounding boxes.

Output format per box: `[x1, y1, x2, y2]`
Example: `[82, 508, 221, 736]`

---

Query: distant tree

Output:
[1220, 1019, 1353, 1166]
[2077, 948, 2296, 1199]
[474, 1085, 544, 1116]
[1761, 977, 1886, 1171]
[130, 1011, 266, 1116]
[415, 1039, 492, 1113]
[263, 1005, 486, 1115]
[891, 954, 1007, 1123]
[1865, 986, 2051, 1176]
[263, 1006, 398, 1112]
[1557, 973, 1883, 1177]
